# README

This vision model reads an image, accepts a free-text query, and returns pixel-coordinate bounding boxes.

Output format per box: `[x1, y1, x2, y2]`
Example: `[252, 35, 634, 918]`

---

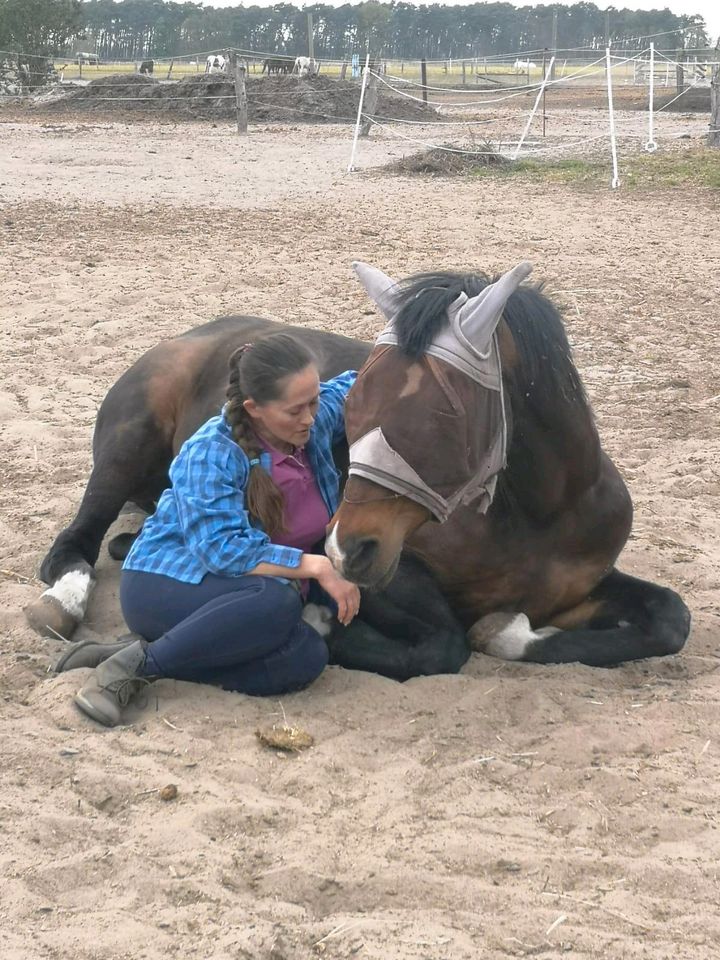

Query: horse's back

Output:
[96, 315, 370, 455]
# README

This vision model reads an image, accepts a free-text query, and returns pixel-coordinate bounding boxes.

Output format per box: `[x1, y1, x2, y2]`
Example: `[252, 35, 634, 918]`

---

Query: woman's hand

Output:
[312, 556, 361, 626]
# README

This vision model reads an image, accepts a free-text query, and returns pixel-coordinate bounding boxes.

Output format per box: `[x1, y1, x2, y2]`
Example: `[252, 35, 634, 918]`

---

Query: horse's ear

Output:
[459, 261, 533, 348]
[352, 262, 399, 321]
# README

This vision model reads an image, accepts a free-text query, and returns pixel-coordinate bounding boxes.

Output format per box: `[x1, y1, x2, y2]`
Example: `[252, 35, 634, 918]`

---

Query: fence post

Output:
[348, 53, 370, 171]
[644, 42, 657, 152]
[78, 56, 82, 80]
[420, 57, 428, 106]
[231, 53, 248, 135]
[676, 48, 684, 93]
[512, 55, 554, 159]
[605, 47, 620, 189]
[709, 64, 720, 147]
[166, 58, 174, 80]
[462, 60, 466, 85]
[360, 69, 379, 136]
[340, 61, 348, 80]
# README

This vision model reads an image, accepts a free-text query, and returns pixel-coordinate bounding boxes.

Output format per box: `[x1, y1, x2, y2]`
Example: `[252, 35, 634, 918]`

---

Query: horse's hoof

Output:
[24, 595, 79, 641]
[107, 531, 138, 561]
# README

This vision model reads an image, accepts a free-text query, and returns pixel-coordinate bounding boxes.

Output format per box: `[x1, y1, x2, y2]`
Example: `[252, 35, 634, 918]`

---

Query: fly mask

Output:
[344, 261, 533, 523]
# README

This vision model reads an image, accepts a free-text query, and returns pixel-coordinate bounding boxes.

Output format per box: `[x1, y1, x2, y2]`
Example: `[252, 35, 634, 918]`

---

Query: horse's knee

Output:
[412, 630, 470, 676]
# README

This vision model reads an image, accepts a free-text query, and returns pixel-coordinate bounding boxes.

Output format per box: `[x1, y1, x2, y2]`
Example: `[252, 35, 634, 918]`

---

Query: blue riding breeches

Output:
[119, 569, 328, 696]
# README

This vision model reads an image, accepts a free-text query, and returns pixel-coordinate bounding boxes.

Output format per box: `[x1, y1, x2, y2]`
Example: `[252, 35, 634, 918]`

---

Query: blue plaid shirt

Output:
[123, 371, 356, 584]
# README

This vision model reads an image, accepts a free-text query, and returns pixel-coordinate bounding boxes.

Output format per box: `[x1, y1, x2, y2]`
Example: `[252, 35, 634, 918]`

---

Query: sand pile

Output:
[40, 73, 434, 124]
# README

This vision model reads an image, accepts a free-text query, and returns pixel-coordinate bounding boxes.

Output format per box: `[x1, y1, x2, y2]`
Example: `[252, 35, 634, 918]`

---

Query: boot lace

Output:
[104, 676, 154, 707]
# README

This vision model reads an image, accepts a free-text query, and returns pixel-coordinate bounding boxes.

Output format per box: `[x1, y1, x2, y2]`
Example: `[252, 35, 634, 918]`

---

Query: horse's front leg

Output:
[469, 569, 691, 667]
[326, 555, 470, 681]
[26, 420, 169, 641]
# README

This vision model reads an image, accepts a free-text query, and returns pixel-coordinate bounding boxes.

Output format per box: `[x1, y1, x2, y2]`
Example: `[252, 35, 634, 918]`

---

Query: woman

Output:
[59, 334, 360, 726]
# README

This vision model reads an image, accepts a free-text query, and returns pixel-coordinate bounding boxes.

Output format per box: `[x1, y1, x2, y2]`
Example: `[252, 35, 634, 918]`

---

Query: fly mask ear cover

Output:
[346, 261, 533, 522]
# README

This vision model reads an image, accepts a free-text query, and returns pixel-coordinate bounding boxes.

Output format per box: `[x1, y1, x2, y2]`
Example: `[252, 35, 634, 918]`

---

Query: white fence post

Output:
[606, 47, 620, 189]
[644, 42, 657, 152]
[511, 55, 555, 160]
[347, 54, 371, 172]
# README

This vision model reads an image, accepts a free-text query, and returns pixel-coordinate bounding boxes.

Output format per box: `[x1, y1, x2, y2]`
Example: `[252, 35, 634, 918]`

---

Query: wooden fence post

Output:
[340, 61, 348, 80]
[462, 60, 466, 85]
[360, 69, 379, 136]
[709, 64, 720, 147]
[166, 58, 174, 80]
[420, 57, 428, 106]
[676, 62, 684, 93]
[231, 53, 248, 134]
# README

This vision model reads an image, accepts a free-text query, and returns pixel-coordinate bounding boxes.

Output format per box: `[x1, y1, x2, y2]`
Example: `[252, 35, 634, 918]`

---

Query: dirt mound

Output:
[383, 142, 509, 176]
[40, 73, 434, 124]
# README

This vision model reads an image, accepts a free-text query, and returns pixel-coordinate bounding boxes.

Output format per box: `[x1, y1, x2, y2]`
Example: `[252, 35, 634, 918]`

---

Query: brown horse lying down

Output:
[26, 262, 690, 678]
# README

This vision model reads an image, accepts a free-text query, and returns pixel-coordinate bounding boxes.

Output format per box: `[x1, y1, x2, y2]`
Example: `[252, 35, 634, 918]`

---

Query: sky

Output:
[202, 0, 720, 47]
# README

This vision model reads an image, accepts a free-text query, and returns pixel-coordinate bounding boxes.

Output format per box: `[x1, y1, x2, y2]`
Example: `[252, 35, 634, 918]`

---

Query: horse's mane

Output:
[392, 270, 588, 414]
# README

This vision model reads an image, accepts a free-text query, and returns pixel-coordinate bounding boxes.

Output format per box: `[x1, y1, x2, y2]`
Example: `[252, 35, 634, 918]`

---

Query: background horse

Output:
[26, 264, 690, 678]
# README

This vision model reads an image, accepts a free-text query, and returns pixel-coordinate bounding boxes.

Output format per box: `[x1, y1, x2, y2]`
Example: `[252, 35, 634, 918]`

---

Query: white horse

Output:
[293, 56, 319, 78]
[205, 54, 227, 75]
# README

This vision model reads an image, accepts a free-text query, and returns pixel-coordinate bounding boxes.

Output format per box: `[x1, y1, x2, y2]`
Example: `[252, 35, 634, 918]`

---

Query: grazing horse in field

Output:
[138, 60, 154, 76]
[26, 262, 690, 679]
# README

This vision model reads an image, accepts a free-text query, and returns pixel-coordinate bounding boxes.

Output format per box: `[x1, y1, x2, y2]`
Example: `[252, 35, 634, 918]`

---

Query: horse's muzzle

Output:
[340, 535, 400, 591]
[342, 535, 379, 582]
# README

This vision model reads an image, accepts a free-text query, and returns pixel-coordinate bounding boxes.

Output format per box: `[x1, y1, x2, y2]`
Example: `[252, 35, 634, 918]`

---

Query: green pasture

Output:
[58, 57, 634, 86]
[475, 148, 720, 189]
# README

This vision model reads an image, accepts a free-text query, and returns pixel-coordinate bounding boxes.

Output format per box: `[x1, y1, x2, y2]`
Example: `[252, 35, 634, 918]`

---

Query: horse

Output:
[324, 261, 691, 671]
[262, 57, 293, 75]
[293, 56, 319, 78]
[25, 262, 691, 679]
[25, 318, 370, 644]
[138, 60, 154, 76]
[205, 55, 227, 75]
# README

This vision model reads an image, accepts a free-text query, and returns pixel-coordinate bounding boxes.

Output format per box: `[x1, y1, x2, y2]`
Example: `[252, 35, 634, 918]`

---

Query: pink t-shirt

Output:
[261, 440, 330, 594]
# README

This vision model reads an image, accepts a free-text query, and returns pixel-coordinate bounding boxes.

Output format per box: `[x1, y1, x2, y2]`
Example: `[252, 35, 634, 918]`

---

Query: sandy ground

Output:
[1, 114, 720, 960]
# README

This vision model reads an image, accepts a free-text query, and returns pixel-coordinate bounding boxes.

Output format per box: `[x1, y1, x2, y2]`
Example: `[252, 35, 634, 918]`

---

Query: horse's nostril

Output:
[348, 536, 379, 571]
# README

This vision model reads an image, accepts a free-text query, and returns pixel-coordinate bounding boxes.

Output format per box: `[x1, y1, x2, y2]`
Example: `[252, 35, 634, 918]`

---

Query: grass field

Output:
[58, 56, 640, 87]
[472, 147, 720, 188]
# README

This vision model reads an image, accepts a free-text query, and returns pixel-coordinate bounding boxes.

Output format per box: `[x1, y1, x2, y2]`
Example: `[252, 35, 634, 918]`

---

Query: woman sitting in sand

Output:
[57, 334, 360, 726]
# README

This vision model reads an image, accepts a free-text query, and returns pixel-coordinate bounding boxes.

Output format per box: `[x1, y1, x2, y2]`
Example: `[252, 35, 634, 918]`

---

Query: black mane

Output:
[392, 270, 588, 415]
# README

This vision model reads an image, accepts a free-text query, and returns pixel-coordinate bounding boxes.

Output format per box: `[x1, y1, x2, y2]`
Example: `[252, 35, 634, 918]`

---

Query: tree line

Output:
[0, 0, 711, 64]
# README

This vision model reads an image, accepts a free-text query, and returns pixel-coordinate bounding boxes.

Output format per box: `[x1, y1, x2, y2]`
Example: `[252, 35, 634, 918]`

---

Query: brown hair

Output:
[225, 334, 316, 536]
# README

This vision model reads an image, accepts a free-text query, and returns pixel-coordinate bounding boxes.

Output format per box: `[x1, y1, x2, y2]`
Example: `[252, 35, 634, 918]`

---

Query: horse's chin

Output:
[352, 554, 400, 592]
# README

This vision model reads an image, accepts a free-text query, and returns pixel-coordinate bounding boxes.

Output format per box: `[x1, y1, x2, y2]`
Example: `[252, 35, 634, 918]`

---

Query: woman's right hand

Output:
[312, 556, 361, 626]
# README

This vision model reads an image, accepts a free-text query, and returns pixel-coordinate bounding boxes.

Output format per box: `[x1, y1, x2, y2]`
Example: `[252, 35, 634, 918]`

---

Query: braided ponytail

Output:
[225, 335, 315, 537]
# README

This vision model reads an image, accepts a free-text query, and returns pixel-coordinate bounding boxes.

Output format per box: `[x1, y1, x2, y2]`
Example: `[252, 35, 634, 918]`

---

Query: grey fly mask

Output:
[346, 260, 534, 523]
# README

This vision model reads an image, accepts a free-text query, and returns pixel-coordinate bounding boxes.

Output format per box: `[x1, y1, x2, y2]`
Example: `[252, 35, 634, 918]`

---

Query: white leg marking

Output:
[43, 570, 95, 620]
[324, 523, 346, 575]
[301, 603, 335, 638]
[468, 612, 559, 661]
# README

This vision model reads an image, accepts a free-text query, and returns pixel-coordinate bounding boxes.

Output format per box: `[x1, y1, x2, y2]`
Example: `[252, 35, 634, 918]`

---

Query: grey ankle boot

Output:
[54, 633, 141, 673]
[74, 639, 155, 727]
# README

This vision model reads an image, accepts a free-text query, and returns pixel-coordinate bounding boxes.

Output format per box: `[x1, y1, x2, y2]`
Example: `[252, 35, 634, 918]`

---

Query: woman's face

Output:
[244, 364, 321, 450]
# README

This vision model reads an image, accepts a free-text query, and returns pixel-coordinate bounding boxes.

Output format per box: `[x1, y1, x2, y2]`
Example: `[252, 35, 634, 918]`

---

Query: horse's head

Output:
[326, 259, 532, 588]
